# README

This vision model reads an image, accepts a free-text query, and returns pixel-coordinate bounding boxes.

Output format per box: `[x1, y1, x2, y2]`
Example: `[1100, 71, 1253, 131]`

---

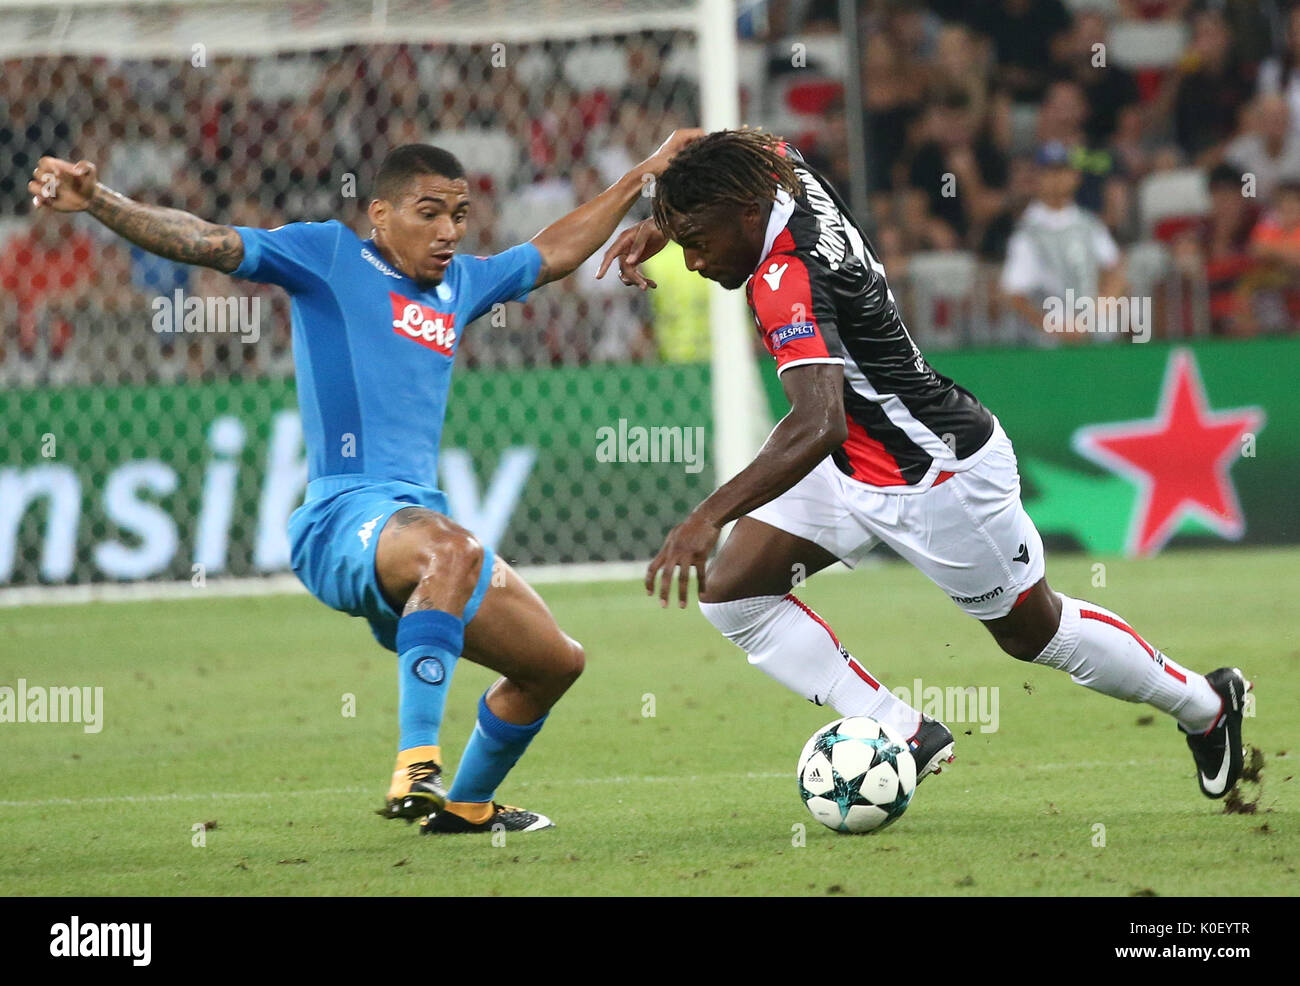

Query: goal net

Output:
[0, 0, 772, 592]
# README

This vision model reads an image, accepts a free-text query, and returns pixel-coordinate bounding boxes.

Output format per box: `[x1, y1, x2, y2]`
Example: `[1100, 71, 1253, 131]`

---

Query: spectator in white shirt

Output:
[1224, 94, 1300, 204]
[1000, 142, 1128, 340]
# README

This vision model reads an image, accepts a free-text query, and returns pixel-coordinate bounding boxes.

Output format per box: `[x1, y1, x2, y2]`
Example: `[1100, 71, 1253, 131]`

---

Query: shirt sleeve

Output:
[230, 221, 344, 293]
[749, 254, 845, 376]
[459, 242, 544, 325]
[1091, 220, 1121, 270]
[999, 230, 1040, 295]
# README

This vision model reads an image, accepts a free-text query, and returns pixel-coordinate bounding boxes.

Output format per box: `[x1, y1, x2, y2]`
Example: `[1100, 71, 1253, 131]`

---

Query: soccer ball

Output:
[797, 716, 917, 833]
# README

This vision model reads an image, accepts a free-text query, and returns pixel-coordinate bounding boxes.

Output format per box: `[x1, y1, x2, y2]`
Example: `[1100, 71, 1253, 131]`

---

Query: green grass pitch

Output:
[1, 547, 1295, 897]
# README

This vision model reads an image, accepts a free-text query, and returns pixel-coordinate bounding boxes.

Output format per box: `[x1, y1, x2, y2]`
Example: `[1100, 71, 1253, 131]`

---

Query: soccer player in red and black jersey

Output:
[599, 130, 1250, 799]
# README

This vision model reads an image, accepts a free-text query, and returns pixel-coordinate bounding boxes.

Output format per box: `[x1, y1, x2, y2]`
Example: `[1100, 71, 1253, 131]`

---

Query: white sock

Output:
[700, 594, 922, 738]
[1032, 593, 1222, 733]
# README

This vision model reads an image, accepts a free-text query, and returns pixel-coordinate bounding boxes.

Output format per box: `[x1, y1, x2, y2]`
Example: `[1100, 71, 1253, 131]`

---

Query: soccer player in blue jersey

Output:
[29, 129, 701, 834]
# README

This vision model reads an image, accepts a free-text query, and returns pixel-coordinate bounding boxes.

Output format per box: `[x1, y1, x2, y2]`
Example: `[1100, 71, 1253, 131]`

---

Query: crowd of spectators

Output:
[781, 0, 1300, 342]
[0, 35, 695, 383]
[2, 1, 1299, 384]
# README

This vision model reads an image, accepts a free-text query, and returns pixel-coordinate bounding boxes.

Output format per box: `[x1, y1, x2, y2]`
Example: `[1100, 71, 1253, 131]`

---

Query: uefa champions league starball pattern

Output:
[797, 716, 918, 833]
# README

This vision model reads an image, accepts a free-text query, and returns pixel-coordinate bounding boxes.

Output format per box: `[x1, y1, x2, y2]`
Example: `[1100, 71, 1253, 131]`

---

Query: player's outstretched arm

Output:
[528, 129, 702, 288]
[28, 157, 243, 273]
[645, 363, 848, 608]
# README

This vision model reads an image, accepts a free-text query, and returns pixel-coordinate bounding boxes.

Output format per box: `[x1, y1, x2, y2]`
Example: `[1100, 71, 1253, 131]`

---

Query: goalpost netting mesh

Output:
[0, 0, 779, 589]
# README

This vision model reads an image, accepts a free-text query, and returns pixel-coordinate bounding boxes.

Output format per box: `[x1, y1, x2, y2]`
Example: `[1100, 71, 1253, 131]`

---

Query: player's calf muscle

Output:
[469, 641, 582, 725]
[375, 507, 484, 616]
[464, 567, 586, 689]
[467, 589, 584, 719]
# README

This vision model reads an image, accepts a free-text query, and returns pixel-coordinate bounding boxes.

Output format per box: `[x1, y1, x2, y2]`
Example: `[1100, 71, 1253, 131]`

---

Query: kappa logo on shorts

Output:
[390, 292, 457, 355]
[357, 515, 382, 550]
[769, 321, 816, 350]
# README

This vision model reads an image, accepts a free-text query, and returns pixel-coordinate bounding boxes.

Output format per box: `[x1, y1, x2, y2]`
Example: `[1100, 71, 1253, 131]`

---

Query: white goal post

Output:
[697, 0, 775, 489]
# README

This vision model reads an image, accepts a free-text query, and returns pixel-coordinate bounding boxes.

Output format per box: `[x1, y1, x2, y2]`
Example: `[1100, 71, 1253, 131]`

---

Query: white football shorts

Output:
[747, 422, 1046, 619]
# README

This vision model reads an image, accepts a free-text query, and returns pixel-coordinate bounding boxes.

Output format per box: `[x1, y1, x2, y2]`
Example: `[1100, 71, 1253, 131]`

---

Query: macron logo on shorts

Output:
[950, 586, 1004, 606]
[770, 322, 817, 350]
[391, 292, 457, 356]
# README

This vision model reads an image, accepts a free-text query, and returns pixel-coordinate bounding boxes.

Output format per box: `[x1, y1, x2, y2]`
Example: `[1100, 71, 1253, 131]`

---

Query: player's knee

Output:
[560, 638, 586, 684]
[527, 637, 584, 696]
[698, 581, 727, 605]
[698, 556, 752, 605]
[995, 630, 1042, 663]
[990, 618, 1058, 662]
[985, 585, 1061, 662]
[416, 527, 484, 590]
[698, 584, 746, 606]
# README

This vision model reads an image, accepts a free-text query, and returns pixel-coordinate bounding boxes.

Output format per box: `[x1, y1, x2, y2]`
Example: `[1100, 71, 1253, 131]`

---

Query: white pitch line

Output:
[0, 787, 371, 808]
[0, 759, 1165, 809]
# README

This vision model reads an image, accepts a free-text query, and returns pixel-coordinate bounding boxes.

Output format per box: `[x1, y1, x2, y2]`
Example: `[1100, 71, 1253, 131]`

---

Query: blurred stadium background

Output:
[0, 0, 1296, 593]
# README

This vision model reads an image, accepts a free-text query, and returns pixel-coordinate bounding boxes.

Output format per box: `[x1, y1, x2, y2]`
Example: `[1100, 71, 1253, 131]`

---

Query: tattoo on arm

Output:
[87, 183, 244, 273]
[388, 507, 428, 532]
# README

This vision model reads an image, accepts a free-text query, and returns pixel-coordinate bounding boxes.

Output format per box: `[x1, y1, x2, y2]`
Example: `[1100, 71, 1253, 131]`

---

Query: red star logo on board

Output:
[1072, 349, 1264, 557]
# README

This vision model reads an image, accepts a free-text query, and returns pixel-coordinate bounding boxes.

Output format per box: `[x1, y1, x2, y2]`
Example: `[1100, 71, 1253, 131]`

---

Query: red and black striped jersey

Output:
[746, 148, 996, 492]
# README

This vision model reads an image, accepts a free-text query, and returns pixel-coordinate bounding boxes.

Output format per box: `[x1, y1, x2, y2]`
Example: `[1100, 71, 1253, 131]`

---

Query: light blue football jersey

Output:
[232, 220, 540, 485]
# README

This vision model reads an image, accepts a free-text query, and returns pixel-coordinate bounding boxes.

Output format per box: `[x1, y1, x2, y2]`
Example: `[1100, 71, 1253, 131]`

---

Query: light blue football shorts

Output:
[288, 476, 496, 652]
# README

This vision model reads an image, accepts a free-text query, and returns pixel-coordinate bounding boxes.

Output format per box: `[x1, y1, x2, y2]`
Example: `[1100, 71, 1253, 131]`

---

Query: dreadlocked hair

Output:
[651, 128, 802, 232]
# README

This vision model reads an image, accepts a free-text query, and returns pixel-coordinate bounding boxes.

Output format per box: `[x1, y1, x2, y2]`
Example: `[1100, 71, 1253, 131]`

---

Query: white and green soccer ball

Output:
[797, 716, 917, 834]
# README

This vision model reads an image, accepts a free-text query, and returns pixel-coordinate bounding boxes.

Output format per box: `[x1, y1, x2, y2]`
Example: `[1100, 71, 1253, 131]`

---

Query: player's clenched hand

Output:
[596, 219, 667, 290]
[29, 157, 99, 212]
[645, 510, 721, 609]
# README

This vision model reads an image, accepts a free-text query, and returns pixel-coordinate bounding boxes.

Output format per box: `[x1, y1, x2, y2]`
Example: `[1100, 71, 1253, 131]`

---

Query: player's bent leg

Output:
[373, 506, 487, 821]
[423, 558, 583, 835]
[984, 576, 1252, 799]
[697, 519, 942, 774]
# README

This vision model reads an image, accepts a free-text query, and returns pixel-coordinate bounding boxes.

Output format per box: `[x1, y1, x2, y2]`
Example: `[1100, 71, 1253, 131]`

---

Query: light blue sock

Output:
[395, 610, 463, 751]
[448, 691, 547, 804]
